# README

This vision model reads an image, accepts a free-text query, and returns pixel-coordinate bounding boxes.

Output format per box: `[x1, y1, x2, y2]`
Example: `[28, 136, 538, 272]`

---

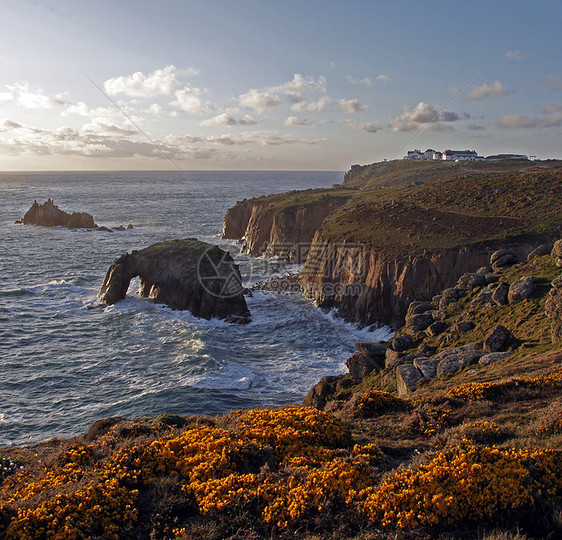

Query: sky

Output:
[1, 0, 561, 171]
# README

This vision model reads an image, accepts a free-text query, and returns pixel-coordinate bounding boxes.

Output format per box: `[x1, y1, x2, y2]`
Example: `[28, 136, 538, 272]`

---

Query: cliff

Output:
[222, 188, 353, 262]
[99, 238, 250, 323]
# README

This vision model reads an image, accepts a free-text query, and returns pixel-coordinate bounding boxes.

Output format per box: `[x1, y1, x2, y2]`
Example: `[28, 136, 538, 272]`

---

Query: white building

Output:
[404, 149, 443, 160]
[442, 149, 480, 161]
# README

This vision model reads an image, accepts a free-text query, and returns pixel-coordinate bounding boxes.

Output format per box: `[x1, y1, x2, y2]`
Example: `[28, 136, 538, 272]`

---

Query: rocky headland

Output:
[2, 160, 562, 539]
[99, 238, 250, 323]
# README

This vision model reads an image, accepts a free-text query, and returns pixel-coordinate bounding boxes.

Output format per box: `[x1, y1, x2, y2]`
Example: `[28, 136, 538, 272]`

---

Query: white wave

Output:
[181, 361, 256, 390]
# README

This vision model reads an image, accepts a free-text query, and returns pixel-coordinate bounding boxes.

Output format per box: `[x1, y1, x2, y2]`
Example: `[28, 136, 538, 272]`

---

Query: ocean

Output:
[0, 171, 391, 446]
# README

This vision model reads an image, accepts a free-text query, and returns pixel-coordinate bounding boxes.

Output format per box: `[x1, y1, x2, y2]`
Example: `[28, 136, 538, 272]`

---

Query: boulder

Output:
[442, 287, 466, 300]
[427, 321, 448, 336]
[485, 274, 500, 284]
[508, 277, 536, 304]
[396, 364, 423, 396]
[393, 333, 414, 352]
[476, 266, 493, 274]
[471, 287, 494, 308]
[406, 312, 434, 332]
[414, 357, 438, 379]
[527, 244, 552, 260]
[303, 376, 340, 409]
[483, 324, 514, 353]
[546, 275, 562, 342]
[491, 249, 518, 269]
[451, 320, 475, 333]
[552, 240, 562, 268]
[479, 352, 513, 366]
[22, 198, 96, 228]
[406, 301, 433, 319]
[347, 353, 383, 379]
[418, 342, 437, 356]
[99, 238, 250, 322]
[354, 341, 388, 357]
[456, 273, 487, 290]
[385, 348, 403, 369]
[437, 356, 461, 378]
[492, 282, 510, 306]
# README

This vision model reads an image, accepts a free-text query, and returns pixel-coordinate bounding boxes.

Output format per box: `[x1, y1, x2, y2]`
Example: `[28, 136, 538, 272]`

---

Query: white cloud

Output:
[542, 104, 562, 126]
[104, 65, 182, 97]
[271, 74, 326, 96]
[200, 112, 257, 126]
[498, 115, 539, 129]
[389, 101, 468, 132]
[82, 118, 137, 136]
[306, 96, 333, 113]
[346, 120, 379, 133]
[147, 103, 165, 115]
[467, 81, 509, 100]
[544, 75, 562, 90]
[236, 89, 282, 112]
[284, 116, 313, 127]
[505, 50, 526, 60]
[338, 98, 367, 113]
[61, 101, 115, 117]
[376, 74, 392, 84]
[172, 86, 207, 114]
[3, 82, 67, 109]
[346, 76, 372, 87]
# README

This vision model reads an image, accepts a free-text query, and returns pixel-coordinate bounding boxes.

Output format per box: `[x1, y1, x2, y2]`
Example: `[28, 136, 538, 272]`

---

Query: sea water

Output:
[0, 171, 391, 446]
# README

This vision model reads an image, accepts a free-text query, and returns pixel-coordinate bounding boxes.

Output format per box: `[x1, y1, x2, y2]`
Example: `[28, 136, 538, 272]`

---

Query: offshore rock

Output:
[22, 199, 96, 228]
[99, 238, 250, 322]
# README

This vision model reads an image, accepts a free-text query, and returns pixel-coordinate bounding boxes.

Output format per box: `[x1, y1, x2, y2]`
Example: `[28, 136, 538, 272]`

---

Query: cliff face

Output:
[299, 232, 536, 328]
[223, 197, 349, 262]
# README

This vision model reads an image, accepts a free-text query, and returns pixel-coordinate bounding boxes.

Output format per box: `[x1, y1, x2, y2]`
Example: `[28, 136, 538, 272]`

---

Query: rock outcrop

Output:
[21, 199, 96, 228]
[223, 195, 350, 262]
[546, 274, 562, 342]
[99, 238, 250, 323]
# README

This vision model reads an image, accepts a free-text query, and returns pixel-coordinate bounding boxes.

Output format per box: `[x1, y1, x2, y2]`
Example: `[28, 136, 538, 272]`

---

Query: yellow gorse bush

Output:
[362, 440, 562, 529]
[1, 406, 562, 537]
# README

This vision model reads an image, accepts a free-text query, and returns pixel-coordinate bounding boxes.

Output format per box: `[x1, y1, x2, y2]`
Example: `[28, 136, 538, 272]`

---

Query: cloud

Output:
[346, 76, 372, 87]
[468, 122, 487, 130]
[236, 88, 282, 112]
[200, 112, 257, 126]
[271, 74, 326, 96]
[147, 103, 165, 115]
[498, 115, 539, 129]
[338, 98, 367, 113]
[376, 74, 392, 84]
[0, 119, 24, 131]
[61, 101, 115, 117]
[505, 50, 527, 60]
[284, 116, 313, 126]
[544, 75, 562, 90]
[104, 65, 189, 97]
[3, 82, 67, 109]
[172, 86, 208, 114]
[82, 118, 137, 136]
[498, 104, 562, 130]
[389, 101, 469, 132]
[467, 81, 509, 100]
[346, 120, 379, 133]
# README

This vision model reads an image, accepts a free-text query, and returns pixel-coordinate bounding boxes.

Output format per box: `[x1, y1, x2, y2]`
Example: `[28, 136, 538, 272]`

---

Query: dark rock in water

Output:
[96, 226, 113, 233]
[508, 277, 536, 304]
[490, 249, 518, 269]
[113, 225, 126, 231]
[483, 324, 514, 353]
[22, 198, 96, 228]
[546, 275, 562, 342]
[552, 240, 562, 268]
[527, 244, 552, 260]
[99, 238, 250, 323]
[127, 223, 134, 230]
